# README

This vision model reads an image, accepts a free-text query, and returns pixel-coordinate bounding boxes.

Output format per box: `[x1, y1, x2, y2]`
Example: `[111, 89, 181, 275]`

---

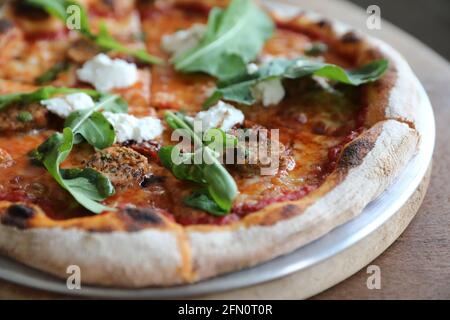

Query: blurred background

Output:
[348, 0, 450, 61]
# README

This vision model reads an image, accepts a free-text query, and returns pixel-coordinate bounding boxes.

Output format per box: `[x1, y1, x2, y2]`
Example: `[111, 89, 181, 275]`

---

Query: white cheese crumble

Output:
[40, 93, 95, 118]
[103, 112, 163, 143]
[161, 24, 206, 59]
[76, 53, 138, 92]
[251, 78, 285, 107]
[246, 63, 259, 75]
[194, 101, 244, 132]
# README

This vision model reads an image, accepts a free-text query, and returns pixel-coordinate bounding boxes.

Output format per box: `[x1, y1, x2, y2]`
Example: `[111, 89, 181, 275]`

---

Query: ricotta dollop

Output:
[194, 101, 244, 132]
[76, 54, 138, 92]
[41, 92, 95, 118]
[103, 112, 163, 143]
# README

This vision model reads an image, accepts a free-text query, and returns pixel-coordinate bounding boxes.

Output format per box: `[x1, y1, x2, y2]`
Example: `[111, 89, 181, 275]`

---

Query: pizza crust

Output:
[0, 1, 428, 287]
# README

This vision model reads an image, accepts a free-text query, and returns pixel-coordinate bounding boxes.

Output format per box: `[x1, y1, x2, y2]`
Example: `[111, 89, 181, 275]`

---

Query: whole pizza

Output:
[0, 0, 425, 287]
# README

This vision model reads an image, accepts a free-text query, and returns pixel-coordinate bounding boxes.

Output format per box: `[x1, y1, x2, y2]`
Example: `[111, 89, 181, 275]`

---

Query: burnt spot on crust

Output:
[0, 19, 14, 34]
[124, 207, 163, 225]
[0, 102, 49, 133]
[341, 31, 361, 44]
[1, 204, 35, 229]
[85, 147, 151, 189]
[280, 204, 299, 219]
[337, 138, 375, 169]
[117, 206, 168, 231]
[316, 19, 330, 29]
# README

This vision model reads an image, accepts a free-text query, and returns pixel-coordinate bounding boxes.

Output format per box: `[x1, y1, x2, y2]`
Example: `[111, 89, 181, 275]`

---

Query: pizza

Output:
[0, 0, 425, 287]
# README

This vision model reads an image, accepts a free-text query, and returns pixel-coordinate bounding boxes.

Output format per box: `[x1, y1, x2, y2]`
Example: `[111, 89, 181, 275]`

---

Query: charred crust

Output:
[337, 138, 375, 169]
[124, 207, 164, 225]
[316, 19, 330, 28]
[341, 31, 361, 44]
[1, 204, 35, 229]
[280, 204, 299, 218]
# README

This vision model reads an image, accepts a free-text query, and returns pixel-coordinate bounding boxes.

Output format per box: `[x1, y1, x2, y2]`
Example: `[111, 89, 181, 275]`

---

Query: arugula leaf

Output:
[159, 111, 238, 214]
[184, 189, 228, 216]
[205, 58, 389, 106]
[33, 128, 115, 213]
[35, 60, 71, 85]
[64, 94, 127, 149]
[26, 0, 163, 65]
[31, 94, 127, 213]
[0, 86, 99, 111]
[174, 0, 273, 79]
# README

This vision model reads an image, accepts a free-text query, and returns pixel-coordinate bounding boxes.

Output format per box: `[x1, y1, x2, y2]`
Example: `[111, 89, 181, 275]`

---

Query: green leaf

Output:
[26, 0, 163, 65]
[34, 128, 115, 213]
[31, 94, 127, 213]
[184, 189, 228, 216]
[64, 94, 127, 149]
[17, 111, 34, 122]
[93, 22, 164, 65]
[27, 0, 90, 33]
[35, 60, 71, 85]
[0, 86, 100, 111]
[205, 58, 389, 106]
[174, 0, 273, 79]
[159, 112, 238, 214]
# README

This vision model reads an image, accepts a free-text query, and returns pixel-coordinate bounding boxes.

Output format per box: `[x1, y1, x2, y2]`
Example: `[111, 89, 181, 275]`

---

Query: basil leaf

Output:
[205, 58, 388, 106]
[174, 0, 273, 79]
[159, 112, 238, 214]
[26, 0, 163, 65]
[35, 60, 71, 85]
[35, 128, 115, 213]
[0, 86, 99, 111]
[64, 95, 127, 149]
[184, 189, 228, 216]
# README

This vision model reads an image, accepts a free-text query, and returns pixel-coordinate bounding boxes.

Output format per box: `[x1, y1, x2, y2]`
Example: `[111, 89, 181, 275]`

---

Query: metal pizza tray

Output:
[0, 1, 435, 300]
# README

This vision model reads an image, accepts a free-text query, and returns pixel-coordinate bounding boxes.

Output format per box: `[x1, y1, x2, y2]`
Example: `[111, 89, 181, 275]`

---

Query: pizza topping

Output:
[31, 128, 116, 213]
[173, 0, 274, 80]
[193, 100, 244, 132]
[103, 112, 164, 143]
[0, 102, 48, 133]
[27, 0, 163, 64]
[66, 39, 102, 64]
[159, 111, 238, 215]
[251, 78, 285, 107]
[0, 86, 99, 111]
[76, 54, 139, 92]
[86, 146, 151, 189]
[227, 125, 295, 177]
[205, 57, 388, 107]
[35, 60, 71, 85]
[161, 24, 206, 59]
[41, 92, 95, 118]
[305, 42, 328, 56]
[30, 94, 129, 213]
[0, 148, 14, 169]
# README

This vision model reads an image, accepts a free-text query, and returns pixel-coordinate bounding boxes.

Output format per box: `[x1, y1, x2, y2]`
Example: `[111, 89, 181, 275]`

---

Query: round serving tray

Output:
[0, 1, 435, 299]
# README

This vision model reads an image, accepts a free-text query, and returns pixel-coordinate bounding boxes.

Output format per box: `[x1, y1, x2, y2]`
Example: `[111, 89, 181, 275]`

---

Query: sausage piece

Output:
[85, 146, 151, 189]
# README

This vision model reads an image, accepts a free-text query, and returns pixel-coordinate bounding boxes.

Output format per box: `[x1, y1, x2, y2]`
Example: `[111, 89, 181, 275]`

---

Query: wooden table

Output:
[1, 0, 449, 299]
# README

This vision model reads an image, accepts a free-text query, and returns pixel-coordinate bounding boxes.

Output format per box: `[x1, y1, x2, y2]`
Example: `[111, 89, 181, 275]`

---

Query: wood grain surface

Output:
[0, 0, 449, 299]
